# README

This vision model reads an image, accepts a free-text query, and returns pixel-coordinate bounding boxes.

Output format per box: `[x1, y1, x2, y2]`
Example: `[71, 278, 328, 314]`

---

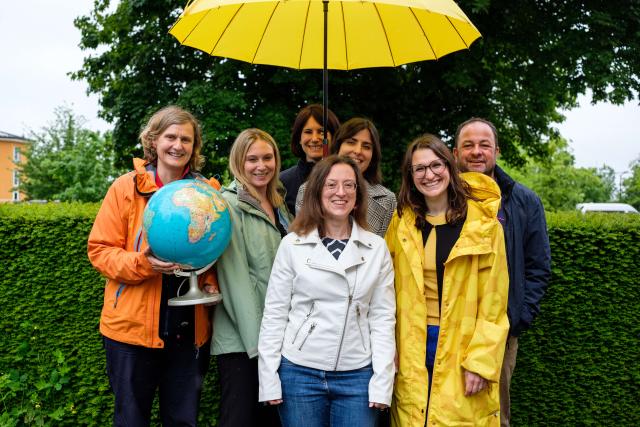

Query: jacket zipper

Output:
[291, 302, 315, 344]
[113, 283, 126, 308]
[333, 294, 353, 369]
[298, 323, 316, 350]
[356, 304, 366, 350]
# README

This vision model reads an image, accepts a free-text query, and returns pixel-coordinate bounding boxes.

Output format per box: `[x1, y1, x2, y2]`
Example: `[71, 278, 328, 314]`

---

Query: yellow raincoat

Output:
[385, 172, 509, 426]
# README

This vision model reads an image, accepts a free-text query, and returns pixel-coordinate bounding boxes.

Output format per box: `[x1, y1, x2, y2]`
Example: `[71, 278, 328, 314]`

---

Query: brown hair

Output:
[139, 105, 204, 170]
[454, 117, 499, 149]
[290, 104, 340, 159]
[331, 118, 382, 185]
[290, 155, 369, 236]
[228, 128, 284, 207]
[397, 134, 470, 229]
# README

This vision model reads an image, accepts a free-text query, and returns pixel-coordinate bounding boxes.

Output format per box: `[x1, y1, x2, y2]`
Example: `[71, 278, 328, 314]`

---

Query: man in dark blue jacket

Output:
[454, 118, 551, 427]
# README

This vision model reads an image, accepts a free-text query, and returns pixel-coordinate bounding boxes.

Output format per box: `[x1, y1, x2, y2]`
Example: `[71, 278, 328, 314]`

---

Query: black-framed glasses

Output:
[410, 160, 447, 178]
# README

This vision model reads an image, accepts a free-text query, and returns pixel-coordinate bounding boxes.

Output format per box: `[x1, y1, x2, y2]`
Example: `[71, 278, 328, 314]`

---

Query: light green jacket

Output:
[211, 180, 292, 357]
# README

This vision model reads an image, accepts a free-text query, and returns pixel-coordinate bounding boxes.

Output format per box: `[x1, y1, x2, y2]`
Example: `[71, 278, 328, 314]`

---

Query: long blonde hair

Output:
[229, 128, 284, 207]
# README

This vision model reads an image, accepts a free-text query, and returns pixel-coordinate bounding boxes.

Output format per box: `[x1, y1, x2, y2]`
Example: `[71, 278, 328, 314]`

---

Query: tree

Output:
[501, 138, 616, 211]
[73, 0, 640, 184]
[18, 106, 120, 202]
[621, 159, 640, 210]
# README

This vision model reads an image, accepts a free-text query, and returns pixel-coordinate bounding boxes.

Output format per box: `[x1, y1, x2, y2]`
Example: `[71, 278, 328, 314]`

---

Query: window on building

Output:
[13, 170, 20, 187]
[12, 191, 20, 202]
[13, 146, 21, 162]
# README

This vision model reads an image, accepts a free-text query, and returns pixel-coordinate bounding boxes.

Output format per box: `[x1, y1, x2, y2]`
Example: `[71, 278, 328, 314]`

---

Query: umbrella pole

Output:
[322, 0, 329, 157]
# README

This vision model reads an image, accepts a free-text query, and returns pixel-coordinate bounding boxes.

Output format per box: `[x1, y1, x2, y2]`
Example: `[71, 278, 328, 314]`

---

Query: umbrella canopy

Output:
[170, 0, 481, 70]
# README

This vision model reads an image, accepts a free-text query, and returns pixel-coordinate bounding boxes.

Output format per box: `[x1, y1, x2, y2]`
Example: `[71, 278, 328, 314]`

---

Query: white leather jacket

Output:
[258, 222, 396, 405]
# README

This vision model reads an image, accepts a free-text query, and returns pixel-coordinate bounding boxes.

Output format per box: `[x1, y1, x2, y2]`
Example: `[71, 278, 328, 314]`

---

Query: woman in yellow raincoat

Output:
[385, 134, 509, 426]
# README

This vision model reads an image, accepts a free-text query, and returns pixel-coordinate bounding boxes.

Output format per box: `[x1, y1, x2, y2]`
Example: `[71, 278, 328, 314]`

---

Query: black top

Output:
[280, 159, 316, 215]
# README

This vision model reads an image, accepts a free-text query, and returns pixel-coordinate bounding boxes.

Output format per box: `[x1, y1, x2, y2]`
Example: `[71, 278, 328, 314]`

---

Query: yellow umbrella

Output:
[170, 0, 481, 151]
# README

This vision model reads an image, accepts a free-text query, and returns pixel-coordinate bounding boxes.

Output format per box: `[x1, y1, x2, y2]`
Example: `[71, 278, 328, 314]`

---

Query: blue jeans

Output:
[426, 325, 440, 395]
[277, 357, 377, 427]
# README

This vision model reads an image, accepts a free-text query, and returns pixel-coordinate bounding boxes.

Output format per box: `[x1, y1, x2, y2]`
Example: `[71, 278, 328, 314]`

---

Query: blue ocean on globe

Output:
[143, 179, 232, 269]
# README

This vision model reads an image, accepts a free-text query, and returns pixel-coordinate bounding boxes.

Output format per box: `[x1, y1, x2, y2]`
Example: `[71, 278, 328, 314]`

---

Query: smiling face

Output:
[454, 121, 499, 177]
[244, 139, 276, 193]
[321, 163, 357, 223]
[300, 116, 328, 162]
[337, 129, 373, 173]
[411, 148, 450, 206]
[153, 123, 194, 173]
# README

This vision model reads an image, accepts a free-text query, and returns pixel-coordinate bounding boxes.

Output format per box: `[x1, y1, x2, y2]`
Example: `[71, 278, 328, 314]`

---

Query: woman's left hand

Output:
[369, 402, 388, 410]
[463, 370, 488, 396]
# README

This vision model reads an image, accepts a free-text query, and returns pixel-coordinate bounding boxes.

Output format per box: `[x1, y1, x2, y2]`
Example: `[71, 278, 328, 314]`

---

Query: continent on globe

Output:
[173, 184, 222, 243]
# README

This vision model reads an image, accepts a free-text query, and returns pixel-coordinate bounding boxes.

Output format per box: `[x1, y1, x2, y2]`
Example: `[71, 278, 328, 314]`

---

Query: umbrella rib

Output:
[210, 4, 244, 55]
[171, 7, 213, 45]
[445, 16, 471, 49]
[372, 4, 396, 67]
[251, 2, 280, 64]
[410, 8, 438, 60]
[341, 2, 348, 69]
[298, 1, 311, 69]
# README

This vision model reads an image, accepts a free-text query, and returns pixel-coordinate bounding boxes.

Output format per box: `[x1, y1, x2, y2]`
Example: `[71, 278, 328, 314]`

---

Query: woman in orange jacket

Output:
[87, 106, 220, 426]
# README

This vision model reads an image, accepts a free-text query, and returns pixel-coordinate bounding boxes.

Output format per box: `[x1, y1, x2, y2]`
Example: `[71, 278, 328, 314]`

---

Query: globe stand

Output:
[169, 260, 222, 307]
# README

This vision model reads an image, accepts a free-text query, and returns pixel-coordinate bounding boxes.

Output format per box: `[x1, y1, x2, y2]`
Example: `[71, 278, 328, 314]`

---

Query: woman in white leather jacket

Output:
[258, 155, 396, 427]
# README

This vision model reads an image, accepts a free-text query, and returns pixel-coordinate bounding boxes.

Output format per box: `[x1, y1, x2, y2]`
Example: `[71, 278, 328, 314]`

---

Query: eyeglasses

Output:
[410, 160, 447, 178]
[324, 180, 357, 193]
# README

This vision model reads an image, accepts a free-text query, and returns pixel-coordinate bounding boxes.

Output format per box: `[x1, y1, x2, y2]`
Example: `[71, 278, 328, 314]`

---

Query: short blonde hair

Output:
[229, 128, 283, 207]
[139, 105, 204, 170]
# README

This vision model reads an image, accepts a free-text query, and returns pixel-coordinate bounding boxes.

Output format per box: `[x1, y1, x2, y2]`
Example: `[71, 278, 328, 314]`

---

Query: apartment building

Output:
[0, 131, 29, 202]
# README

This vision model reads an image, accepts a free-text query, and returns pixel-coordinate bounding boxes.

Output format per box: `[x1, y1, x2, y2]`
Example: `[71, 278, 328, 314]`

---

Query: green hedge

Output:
[511, 212, 640, 425]
[1, 205, 638, 425]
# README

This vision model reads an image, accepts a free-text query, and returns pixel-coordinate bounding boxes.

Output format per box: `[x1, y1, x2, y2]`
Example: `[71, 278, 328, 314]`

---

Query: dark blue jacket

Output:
[280, 159, 315, 215]
[495, 166, 551, 336]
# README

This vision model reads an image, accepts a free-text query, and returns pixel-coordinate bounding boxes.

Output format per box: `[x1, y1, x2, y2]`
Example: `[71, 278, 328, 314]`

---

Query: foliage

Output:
[500, 138, 616, 211]
[17, 106, 121, 202]
[2, 203, 640, 425]
[621, 158, 640, 209]
[72, 0, 640, 185]
[0, 203, 219, 426]
[511, 212, 640, 425]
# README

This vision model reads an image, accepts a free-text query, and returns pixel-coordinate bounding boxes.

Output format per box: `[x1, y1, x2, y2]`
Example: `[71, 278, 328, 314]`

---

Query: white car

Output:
[576, 202, 639, 214]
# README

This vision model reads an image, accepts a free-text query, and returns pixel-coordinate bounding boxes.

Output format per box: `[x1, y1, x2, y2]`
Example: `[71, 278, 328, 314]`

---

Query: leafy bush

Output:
[511, 212, 640, 425]
[1, 205, 638, 425]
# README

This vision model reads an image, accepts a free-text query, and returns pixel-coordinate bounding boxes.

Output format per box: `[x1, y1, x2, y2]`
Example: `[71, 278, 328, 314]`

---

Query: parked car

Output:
[576, 202, 639, 214]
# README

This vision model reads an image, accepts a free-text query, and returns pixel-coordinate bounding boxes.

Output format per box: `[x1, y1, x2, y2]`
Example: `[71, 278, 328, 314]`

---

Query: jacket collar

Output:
[133, 158, 202, 197]
[293, 221, 373, 275]
[368, 183, 390, 199]
[494, 165, 515, 199]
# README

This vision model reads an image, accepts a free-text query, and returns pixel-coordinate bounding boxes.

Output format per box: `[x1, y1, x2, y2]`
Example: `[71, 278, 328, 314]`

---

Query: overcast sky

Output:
[1, 0, 638, 175]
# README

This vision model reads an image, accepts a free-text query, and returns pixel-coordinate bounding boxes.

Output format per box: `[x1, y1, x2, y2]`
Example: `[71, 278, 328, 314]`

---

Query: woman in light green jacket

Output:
[212, 128, 292, 427]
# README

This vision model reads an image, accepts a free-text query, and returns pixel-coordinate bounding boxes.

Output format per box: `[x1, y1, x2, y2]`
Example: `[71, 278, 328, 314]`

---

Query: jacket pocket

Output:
[291, 301, 315, 344]
[356, 304, 367, 351]
[298, 323, 317, 351]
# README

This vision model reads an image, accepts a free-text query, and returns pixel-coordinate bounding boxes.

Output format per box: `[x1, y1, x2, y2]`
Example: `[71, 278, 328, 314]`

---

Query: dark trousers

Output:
[103, 336, 210, 427]
[216, 352, 281, 427]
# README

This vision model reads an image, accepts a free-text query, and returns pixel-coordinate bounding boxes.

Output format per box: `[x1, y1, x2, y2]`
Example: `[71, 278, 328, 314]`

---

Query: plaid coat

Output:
[385, 172, 509, 426]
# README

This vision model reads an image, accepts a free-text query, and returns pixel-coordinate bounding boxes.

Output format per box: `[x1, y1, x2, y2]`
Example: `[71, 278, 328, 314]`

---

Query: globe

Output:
[143, 179, 232, 270]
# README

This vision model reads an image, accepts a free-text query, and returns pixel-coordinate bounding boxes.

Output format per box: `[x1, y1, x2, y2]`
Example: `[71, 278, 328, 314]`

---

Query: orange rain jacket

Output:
[88, 158, 220, 349]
